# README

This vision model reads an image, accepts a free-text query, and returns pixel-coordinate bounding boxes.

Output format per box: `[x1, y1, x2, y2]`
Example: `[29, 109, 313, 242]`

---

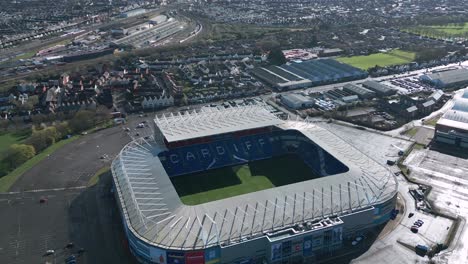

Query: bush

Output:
[68, 110, 96, 133]
[25, 126, 58, 152]
[5, 144, 36, 168]
[55, 122, 71, 139]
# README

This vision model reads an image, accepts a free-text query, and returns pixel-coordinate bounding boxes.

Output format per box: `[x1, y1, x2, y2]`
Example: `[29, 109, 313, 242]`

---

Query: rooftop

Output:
[437, 92, 468, 131]
[154, 105, 284, 143]
[424, 68, 468, 85]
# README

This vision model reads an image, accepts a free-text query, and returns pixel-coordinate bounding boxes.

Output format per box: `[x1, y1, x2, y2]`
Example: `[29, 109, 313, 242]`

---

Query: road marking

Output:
[4, 186, 88, 194]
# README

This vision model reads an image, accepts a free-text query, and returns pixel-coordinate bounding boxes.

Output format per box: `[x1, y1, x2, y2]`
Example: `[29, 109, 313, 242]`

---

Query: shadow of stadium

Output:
[67, 172, 137, 264]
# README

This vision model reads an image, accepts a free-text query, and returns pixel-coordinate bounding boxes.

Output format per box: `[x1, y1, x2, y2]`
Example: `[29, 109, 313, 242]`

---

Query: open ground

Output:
[403, 23, 468, 39]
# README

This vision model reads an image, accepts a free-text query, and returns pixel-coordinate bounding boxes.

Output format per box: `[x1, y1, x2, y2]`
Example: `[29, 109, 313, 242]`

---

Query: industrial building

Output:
[280, 93, 315, 109]
[252, 59, 367, 91]
[120, 8, 147, 18]
[111, 106, 397, 264]
[111, 19, 184, 48]
[435, 89, 468, 148]
[362, 80, 396, 96]
[420, 68, 468, 89]
[343, 83, 376, 99]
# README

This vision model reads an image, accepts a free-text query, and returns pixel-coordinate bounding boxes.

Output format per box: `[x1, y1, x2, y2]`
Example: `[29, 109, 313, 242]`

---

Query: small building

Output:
[429, 90, 444, 103]
[362, 80, 396, 97]
[318, 48, 344, 57]
[420, 68, 468, 89]
[280, 93, 315, 109]
[341, 95, 359, 103]
[343, 84, 376, 99]
[120, 8, 146, 18]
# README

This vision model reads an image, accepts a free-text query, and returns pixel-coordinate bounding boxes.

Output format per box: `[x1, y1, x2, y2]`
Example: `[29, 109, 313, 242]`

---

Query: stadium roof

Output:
[112, 116, 397, 251]
[423, 68, 468, 86]
[154, 105, 284, 142]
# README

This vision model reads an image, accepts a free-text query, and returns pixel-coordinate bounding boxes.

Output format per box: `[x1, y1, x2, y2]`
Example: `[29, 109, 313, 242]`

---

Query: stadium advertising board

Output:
[282, 241, 292, 258]
[271, 243, 282, 261]
[150, 248, 167, 264]
[185, 251, 204, 264]
[167, 251, 185, 264]
[303, 236, 312, 256]
[205, 247, 221, 264]
[292, 239, 303, 255]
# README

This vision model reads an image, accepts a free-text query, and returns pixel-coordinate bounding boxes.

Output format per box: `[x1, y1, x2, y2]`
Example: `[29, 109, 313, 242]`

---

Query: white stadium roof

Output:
[154, 105, 283, 142]
[112, 116, 398, 251]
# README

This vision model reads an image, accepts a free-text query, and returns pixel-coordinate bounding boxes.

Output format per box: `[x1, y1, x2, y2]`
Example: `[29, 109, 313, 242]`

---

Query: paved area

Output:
[317, 123, 456, 263]
[10, 126, 131, 192]
[404, 147, 468, 263]
[0, 172, 137, 264]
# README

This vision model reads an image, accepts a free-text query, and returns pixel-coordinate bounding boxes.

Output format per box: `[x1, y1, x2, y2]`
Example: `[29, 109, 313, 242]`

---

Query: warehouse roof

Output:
[112, 115, 397, 250]
[424, 68, 468, 86]
[154, 105, 283, 142]
[362, 80, 395, 95]
[343, 83, 375, 96]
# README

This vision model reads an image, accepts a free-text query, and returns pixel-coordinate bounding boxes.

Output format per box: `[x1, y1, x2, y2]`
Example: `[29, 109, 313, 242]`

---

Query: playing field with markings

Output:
[337, 49, 416, 70]
[170, 154, 318, 205]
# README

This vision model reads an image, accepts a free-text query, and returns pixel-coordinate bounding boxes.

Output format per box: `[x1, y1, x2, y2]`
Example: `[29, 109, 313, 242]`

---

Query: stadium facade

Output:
[111, 106, 398, 264]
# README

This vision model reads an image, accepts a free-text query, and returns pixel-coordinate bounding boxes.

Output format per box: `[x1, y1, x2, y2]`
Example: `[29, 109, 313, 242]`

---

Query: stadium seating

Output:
[158, 131, 348, 177]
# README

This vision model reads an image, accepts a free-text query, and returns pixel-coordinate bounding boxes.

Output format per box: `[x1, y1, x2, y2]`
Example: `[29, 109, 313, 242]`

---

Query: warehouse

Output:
[420, 68, 468, 89]
[362, 80, 396, 96]
[252, 59, 367, 90]
[435, 90, 468, 148]
[280, 93, 315, 109]
[343, 83, 376, 99]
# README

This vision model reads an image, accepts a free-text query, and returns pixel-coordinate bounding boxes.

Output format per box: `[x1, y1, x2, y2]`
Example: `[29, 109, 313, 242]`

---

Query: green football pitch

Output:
[170, 154, 318, 205]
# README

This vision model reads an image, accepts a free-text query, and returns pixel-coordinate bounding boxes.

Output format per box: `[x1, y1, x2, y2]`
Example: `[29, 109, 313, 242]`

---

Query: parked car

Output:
[44, 249, 55, 256]
[410, 226, 419, 233]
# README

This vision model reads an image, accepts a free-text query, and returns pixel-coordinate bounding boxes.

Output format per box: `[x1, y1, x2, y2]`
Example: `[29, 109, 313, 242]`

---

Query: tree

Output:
[267, 47, 287, 66]
[68, 110, 96, 133]
[55, 122, 71, 139]
[25, 126, 58, 152]
[5, 144, 36, 168]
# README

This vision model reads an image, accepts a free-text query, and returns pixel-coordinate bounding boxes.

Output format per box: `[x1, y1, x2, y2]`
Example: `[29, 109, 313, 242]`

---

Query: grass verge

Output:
[88, 167, 110, 187]
[0, 136, 79, 192]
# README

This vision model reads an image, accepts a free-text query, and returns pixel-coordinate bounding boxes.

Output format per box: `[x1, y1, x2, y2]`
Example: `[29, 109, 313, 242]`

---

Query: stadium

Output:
[111, 105, 398, 264]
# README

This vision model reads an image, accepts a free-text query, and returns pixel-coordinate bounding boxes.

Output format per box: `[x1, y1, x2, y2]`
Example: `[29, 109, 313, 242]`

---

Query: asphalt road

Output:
[9, 126, 130, 192]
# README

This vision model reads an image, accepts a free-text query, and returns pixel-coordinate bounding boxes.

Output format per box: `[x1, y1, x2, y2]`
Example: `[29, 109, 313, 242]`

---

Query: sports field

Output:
[336, 49, 416, 70]
[403, 23, 468, 39]
[170, 154, 318, 205]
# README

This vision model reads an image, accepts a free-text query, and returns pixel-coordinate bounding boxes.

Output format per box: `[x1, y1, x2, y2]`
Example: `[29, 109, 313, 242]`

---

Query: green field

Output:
[170, 155, 318, 205]
[337, 49, 416, 70]
[0, 130, 31, 156]
[403, 23, 468, 39]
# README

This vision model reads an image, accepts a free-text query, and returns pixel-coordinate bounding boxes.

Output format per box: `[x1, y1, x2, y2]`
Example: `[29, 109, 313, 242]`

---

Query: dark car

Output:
[410, 226, 419, 233]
